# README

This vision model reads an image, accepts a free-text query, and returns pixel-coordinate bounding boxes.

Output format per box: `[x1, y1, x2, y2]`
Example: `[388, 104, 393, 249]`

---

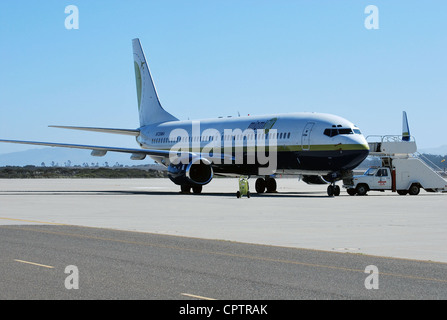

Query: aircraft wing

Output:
[0, 139, 169, 157]
[0, 139, 234, 164]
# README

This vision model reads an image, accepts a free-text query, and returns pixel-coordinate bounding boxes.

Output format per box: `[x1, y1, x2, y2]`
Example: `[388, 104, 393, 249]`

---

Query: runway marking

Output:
[3, 225, 447, 284]
[181, 293, 217, 300]
[14, 259, 54, 269]
[0, 217, 66, 225]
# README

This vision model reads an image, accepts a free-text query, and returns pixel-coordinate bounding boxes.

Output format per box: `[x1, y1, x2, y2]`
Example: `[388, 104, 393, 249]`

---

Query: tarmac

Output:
[1, 178, 446, 263]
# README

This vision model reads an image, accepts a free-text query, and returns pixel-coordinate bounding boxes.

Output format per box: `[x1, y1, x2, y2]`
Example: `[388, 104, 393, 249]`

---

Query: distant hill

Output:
[0, 147, 150, 167]
[0, 166, 167, 179]
[419, 145, 447, 156]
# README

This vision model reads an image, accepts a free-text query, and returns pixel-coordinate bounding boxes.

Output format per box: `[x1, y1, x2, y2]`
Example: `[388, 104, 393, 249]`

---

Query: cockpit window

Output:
[338, 128, 353, 135]
[323, 128, 354, 137]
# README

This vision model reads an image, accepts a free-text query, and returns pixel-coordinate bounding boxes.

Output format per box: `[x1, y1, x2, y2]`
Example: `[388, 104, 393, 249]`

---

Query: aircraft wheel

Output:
[327, 185, 334, 197]
[181, 185, 191, 193]
[255, 178, 266, 193]
[192, 185, 202, 194]
[397, 190, 407, 196]
[247, 191, 250, 198]
[347, 188, 357, 196]
[334, 185, 340, 196]
[236, 191, 241, 198]
[266, 178, 277, 193]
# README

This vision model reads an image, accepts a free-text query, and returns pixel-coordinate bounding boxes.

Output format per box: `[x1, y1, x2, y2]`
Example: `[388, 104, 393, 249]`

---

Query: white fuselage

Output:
[136, 112, 369, 176]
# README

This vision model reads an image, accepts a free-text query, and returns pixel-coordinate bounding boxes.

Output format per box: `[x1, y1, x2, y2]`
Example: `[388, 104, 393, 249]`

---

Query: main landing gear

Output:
[255, 176, 277, 193]
[180, 185, 202, 194]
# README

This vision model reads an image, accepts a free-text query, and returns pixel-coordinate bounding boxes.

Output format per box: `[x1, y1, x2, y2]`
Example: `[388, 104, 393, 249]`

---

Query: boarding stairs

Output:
[366, 135, 447, 192]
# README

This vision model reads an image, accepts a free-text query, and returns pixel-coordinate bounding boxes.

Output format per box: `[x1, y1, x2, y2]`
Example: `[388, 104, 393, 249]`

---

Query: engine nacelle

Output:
[167, 157, 213, 186]
[301, 175, 329, 185]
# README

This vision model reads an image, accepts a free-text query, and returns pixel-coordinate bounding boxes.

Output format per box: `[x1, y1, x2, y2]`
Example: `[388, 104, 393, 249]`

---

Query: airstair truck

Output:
[343, 135, 447, 196]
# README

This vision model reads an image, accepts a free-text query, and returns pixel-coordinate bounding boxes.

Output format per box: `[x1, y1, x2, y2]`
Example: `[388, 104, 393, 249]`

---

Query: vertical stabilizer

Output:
[132, 38, 178, 126]
[402, 111, 410, 141]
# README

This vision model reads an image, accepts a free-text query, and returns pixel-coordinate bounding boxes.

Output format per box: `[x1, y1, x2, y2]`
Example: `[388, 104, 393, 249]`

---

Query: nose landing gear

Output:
[327, 183, 340, 197]
[324, 170, 351, 197]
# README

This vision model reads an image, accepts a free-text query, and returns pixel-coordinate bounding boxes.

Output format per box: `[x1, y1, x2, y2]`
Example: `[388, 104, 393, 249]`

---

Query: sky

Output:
[0, 0, 446, 155]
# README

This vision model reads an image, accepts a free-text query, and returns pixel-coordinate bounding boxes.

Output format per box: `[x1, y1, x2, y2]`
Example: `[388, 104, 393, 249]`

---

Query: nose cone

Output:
[339, 134, 370, 170]
[347, 133, 369, 150]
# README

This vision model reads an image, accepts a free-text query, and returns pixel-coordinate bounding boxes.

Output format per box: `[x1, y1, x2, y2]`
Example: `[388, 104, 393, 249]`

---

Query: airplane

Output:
[0, 38, 370, 196]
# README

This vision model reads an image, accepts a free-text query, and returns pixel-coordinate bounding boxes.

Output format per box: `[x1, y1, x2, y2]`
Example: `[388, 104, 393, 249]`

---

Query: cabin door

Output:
[301, 122, 314, 151]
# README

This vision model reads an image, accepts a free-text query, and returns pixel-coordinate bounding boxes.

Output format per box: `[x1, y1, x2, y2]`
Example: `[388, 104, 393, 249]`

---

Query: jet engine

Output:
[167, 157, 213, 186]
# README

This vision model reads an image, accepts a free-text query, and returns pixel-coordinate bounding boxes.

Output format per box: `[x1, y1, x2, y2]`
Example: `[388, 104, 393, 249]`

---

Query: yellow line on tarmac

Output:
[4, 225, 447, 284]
[14, 259, 54, 269]
[0, 217, 66, 225]
[181, 293, 217, 300]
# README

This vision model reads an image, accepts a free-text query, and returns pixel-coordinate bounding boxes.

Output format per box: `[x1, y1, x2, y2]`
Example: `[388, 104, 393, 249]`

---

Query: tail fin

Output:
[402, 111, 410, 141]
[132, 38, 178, 126]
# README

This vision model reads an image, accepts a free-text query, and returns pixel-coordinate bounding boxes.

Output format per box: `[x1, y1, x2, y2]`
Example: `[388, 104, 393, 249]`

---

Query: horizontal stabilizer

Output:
[49, 125, 140, 136]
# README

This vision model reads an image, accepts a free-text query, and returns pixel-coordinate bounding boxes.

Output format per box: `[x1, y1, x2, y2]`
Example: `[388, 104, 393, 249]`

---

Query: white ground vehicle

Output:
[343, 136, 447, 196]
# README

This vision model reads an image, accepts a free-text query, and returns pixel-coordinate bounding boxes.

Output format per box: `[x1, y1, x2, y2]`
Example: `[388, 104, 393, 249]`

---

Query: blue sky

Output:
[0, 0, 446, 155]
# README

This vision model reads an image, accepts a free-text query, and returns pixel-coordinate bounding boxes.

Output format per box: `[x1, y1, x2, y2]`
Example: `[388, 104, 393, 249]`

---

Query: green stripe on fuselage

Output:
[146, 144, 369, 153]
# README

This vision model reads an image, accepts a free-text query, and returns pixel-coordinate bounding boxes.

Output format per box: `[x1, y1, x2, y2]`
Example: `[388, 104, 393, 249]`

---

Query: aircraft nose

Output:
[342, 134, 369, 151]
[337, 134, 370, 170]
